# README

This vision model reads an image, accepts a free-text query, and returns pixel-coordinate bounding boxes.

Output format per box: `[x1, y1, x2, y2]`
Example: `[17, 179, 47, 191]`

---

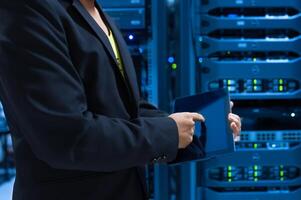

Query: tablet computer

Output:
[169, 88, 235, 165]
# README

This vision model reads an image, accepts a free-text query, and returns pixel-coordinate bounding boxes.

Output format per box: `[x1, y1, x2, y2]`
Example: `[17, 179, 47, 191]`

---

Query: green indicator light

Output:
[254, 144, 258, 149]
[227, 80, 231, 85]
[253, 58, 257, 62]
[279, 85, 284, 92]
[254, 165, 258, 170]
[228, 172, 232, 177]
[279, 79, 284, 85]
[280, 171, 284, 177]
[253, 79, 257, 85]
[254, 171, 258, 177]
[254, 178, 258, 182]
[171, 63, 177, 70]
[228, 166, 232, 171]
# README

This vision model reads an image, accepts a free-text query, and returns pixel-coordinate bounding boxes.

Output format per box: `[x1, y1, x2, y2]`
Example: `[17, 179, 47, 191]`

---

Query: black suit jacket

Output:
[0, 0, 179, 199]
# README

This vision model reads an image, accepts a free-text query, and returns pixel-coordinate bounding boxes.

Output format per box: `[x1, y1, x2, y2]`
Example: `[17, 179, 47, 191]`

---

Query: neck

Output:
[80, 0, 95, 10]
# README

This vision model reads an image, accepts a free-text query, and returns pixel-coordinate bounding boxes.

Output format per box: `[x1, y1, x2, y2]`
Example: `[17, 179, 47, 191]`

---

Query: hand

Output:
[169, 112, 205, 149]
[228, 101, 241, 141]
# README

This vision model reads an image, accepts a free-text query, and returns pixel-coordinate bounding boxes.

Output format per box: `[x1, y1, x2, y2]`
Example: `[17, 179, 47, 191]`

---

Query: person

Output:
[0, 0, 241, 199]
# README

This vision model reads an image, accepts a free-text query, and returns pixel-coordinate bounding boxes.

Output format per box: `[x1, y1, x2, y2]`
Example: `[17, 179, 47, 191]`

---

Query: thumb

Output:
[190, 113, 205, 122]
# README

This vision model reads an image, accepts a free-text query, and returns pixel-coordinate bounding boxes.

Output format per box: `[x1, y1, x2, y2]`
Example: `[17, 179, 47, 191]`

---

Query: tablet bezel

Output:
[172, 88, 235, 163]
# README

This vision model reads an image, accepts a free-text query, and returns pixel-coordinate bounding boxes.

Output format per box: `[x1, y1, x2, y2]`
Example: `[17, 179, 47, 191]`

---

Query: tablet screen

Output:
[170, 89, 235, 164]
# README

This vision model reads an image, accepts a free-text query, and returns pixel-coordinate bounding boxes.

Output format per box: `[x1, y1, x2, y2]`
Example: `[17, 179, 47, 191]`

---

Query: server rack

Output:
[194, 0, 301, 199]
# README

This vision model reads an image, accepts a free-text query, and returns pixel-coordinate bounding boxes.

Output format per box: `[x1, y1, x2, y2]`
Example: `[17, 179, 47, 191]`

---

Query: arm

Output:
[0, 0, 178, 172]
[139, 100, 169, 117]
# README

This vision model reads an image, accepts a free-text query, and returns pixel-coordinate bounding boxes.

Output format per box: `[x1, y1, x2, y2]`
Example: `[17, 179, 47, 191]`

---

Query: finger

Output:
[190, 113, 205, 122]
[185, 126, 195, 135]
[189, 130, 194, 137]
[229, 113, 241, 122]
[184, 120, 195, 127]
[231, 122, 240, 136]
[233, 121, 241, 134]
[230, 101, 234, 112]
[188, 135, 193, 144]
[229, 114, 241, 129]
[183, 112, 192, 117]
[234, 136, 240, 142]
[191, 127, 195, 135]
[231, 123, 239, 136]
[228, 115, 240, 125]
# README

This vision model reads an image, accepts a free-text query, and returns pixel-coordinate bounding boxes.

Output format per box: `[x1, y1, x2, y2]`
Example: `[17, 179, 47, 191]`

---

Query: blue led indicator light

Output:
[168, 57, 175, 64]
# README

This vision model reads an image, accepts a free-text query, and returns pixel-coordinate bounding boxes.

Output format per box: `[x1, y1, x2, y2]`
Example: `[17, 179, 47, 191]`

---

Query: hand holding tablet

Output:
[169, 112, 205, 149]
[169, 89, 236, 165]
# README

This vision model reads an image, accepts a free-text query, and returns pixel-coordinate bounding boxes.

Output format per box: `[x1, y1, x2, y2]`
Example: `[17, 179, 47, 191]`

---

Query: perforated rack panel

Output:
[198, 0, 301, 13]
[98, 0, 145, 8]
[197, 186, 301, 200]
[195, 0, 301, 199]
[103, 8, 145, 30]
[196, 0, 301, 98]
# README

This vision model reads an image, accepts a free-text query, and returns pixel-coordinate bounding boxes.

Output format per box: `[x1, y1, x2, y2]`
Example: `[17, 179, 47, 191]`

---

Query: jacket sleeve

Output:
[0, 0, 178, 172]
[139, 100, 169, 117]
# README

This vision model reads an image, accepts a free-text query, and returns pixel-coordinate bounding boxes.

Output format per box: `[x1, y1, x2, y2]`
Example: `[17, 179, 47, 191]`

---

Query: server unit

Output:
[194, 0, 301, 199]
[197, 99, 301, 200]
[196, 0, 301, 99]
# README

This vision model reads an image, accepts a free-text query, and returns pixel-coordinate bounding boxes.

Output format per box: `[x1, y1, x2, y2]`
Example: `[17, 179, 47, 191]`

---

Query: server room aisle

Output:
[0, 178, 14, 200]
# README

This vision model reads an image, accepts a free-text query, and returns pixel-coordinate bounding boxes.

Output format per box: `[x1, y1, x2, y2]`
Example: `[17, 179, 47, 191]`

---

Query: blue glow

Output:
[265, 14, 289, 19]
[198, 57, 203, 63]
[128, 34, 134, 40]
[168, 56, 175, 63]
[228, 14, 238, 18]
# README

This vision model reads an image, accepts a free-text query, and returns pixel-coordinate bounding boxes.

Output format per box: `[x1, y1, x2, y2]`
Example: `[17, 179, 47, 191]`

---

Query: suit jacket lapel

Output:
[104, 14, 140, 104]
[72, 0, 119, 69]
[72, 0, 140, 105]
